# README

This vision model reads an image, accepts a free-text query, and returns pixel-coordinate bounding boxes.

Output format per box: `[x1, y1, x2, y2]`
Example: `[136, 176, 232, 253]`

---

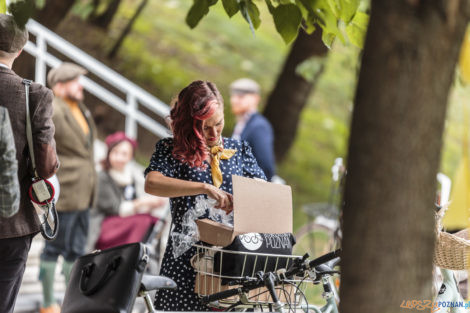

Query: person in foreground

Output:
[0, 14, 59, 313]
[144, 80, 266, 311]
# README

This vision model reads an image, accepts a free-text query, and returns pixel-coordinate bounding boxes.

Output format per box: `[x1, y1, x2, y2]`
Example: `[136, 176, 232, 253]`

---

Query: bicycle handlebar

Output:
[201, 287, 245, 304]
[201, 249, 342, 305]
[308, 249, 341, 268]
[284, 249, 341, 278]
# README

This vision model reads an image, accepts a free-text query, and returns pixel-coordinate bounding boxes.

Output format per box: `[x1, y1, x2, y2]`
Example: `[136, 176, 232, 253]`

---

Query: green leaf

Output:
[294, 0, 316, 34]
[339, 0, 359, 23]
[345, 11, 368, 48]
[240, 0, 261, 34]
[271, 4, 302, 44]
[8, 0, 34, 29]
[295, 0, 319, 34]
[313, 2, 344, 45]
[222, 0, 239, 17]
[321, 31, 335, 49]
[296, 56, 326, 82]
[185, 0, 218, 29]
[0, 0, 6, 14]
[326, 0, 340, 19]
[265, 0, 275, 14]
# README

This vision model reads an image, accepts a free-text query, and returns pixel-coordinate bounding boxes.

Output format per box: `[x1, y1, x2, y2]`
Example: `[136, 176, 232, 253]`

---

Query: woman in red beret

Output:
[87, 131, 168, 251]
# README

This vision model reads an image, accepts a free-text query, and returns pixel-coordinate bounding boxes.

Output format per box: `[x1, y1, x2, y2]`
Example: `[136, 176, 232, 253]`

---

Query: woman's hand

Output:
[203, 184, 233, 213]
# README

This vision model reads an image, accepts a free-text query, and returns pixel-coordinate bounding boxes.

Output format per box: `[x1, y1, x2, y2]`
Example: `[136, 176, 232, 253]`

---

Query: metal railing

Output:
[23, 19, 171, 139]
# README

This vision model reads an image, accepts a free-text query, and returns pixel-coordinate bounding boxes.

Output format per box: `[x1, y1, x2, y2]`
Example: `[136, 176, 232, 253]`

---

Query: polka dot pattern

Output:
[144, 137, 266, 311]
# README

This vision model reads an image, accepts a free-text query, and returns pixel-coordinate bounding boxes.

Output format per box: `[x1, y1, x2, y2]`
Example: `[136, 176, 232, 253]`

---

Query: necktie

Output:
[210, 145, 237, 188]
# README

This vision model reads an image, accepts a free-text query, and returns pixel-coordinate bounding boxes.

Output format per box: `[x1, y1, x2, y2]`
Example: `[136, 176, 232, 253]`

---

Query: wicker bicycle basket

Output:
[434, 210, 470, 270]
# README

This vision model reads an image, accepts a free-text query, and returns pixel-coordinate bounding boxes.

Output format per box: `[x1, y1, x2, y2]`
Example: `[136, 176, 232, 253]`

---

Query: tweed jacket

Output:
[0, 67, 59, 239]
[0, 106, 20, 218]
[52, 96, 97, 212]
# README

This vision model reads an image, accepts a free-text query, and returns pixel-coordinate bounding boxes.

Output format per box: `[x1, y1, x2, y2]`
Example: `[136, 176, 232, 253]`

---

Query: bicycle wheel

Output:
[294, 218, 338, 258]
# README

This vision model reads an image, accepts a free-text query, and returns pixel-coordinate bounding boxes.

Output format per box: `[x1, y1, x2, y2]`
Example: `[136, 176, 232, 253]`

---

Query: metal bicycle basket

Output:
[192, 244, 315, 309]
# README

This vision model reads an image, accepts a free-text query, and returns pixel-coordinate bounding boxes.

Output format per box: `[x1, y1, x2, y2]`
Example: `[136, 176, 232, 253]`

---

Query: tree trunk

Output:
[89, 0, 122, 29]
[13, 0, 76, 78]
[33, 0, 75, 30]
[107, 0, 147, 59]
[340, 2, 469, 313]
[263, 28, 328, 162]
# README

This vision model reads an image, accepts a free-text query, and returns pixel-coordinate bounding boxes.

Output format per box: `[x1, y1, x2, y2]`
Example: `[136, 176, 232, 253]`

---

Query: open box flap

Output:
[196, 219, 247, 247]
[232, 175, 292, 234]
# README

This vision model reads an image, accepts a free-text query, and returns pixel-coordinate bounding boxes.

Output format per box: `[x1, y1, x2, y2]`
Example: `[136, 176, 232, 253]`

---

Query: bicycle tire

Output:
[294, 221, 337, 258]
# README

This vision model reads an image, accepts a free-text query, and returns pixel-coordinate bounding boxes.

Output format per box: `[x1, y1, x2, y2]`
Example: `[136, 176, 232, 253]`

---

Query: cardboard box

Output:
[196, 175, 293, 247]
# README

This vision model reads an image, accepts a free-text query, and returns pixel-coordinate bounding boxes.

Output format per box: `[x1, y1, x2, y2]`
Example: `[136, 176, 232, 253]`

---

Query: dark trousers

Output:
[41, 210, 89, 262]
[0, 234, 33, 313]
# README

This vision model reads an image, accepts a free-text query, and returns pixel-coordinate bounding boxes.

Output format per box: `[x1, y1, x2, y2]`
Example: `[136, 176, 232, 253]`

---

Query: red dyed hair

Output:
[170, 80, 224, 168]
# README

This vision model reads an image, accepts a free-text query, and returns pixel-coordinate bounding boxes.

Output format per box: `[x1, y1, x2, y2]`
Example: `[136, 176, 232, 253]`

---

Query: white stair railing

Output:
[23, 19, 171, 139]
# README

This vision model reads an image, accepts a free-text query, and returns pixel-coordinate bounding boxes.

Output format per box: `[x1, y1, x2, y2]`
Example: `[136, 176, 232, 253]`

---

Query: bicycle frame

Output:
[433, 268, 467, 313]
[301, 274, 339, 313]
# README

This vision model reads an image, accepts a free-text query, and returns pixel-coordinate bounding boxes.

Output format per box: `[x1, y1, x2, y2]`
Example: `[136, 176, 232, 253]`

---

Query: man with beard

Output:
[230, 78, 276, 181]
[38, 62, 97, 313]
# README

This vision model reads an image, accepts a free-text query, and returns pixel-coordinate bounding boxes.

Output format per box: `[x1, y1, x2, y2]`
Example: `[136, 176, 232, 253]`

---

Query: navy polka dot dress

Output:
[144, 137, 266, 311]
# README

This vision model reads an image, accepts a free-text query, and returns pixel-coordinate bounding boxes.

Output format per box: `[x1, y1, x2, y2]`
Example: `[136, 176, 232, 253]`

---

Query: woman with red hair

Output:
[145, 80, 266, 311]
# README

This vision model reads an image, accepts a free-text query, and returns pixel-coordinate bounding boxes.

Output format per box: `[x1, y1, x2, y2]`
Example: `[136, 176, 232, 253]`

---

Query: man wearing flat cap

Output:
[0, 14, 59, 313]
[38, 62, 97, 313]
[230, 78, 276, 181]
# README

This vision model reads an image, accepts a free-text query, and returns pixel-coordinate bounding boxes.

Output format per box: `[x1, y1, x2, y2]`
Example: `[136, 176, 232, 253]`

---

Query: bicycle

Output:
[136, 274, 177, 313]
[192, 244, 341, 313]
[294, 158, 344, 261]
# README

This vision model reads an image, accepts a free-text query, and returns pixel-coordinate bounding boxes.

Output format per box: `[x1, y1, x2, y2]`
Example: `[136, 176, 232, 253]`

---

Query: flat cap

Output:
[47, 62, 87, 87]
[0, 14, 28, 53]
[230, 78, 260, 95]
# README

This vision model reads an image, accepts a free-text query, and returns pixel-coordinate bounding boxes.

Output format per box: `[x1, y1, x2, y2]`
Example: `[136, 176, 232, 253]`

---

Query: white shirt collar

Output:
[0, 63, 10, 69]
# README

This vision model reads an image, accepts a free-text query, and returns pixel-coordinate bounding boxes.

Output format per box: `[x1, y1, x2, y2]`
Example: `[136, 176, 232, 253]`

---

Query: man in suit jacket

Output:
[38, 62, 97, 313]
[230, 78, 276, 181]
[0, 14, 59, 313]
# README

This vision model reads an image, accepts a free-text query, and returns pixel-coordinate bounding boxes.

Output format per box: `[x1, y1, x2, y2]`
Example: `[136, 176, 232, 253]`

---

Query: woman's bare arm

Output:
[144, 171, 233, 212]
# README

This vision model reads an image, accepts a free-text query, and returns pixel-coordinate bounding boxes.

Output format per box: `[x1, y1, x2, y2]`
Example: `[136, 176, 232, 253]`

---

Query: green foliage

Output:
[0, 0, 6, 13]
[222, 0, 238, 17]
[267, 1, 302, 44]
[296, 56, 325, 82]
[327, 0, 359, 23]
[186, 0, 218, 29]
[8, 0, 34, 28]
[239, 0, 261, 34]
[184, 0, 369, 47]
[72, 0, 96, 19]
[345, 11, 368, 48]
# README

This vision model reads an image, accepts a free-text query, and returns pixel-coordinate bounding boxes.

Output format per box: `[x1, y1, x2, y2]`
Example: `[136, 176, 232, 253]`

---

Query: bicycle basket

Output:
[435, 229, 470, 270]
[191, 244, 313, 308]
